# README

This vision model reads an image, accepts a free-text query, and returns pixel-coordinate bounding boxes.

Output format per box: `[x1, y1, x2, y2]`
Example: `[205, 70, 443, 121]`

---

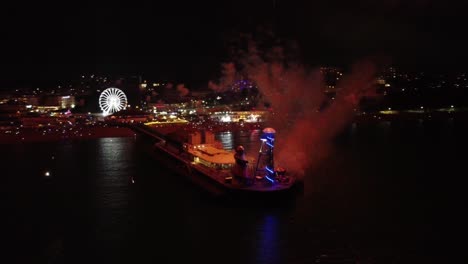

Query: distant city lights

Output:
[221, 115, 231, 122]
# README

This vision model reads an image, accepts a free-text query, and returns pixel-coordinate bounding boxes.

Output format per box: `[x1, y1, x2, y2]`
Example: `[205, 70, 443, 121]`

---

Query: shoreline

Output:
[0, 126, 136, 144]
[3, 111, 466, 144]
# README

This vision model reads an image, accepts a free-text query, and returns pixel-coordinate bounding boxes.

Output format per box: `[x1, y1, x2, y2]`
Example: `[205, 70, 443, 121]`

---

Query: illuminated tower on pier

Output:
[255, 127, 276, 183]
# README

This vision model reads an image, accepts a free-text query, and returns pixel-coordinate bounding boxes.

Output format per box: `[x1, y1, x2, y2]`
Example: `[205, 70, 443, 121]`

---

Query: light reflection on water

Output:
[216, 131, 234, 150]
[96, 138, 132, 208]
[215, 129, 261, 154]
[94, 138, 133, 244]
[256, 214, 280, 264]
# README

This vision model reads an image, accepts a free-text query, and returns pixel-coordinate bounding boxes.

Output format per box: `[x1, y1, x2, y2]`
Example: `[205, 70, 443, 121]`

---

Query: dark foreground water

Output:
[2, 119, 468, 263]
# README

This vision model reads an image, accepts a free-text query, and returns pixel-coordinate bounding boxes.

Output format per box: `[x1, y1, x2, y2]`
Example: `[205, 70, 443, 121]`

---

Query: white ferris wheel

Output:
[99, 87, 128, 116]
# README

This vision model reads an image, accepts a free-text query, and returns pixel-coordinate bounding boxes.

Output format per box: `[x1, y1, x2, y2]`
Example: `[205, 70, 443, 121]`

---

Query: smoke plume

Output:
[176, 83, 190, 97]
[230, 40, 377, 178]
[208, 62, 238, 92]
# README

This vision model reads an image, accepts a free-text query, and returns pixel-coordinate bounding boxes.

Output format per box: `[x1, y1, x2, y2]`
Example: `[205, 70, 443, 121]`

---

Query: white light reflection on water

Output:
[95, 138, 133, 242]
[215, 129, 261, 154]
[216, 131, 234, 150]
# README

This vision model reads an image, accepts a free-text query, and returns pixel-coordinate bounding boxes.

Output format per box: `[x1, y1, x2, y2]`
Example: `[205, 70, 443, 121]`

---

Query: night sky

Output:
[2, 0, 467, 89]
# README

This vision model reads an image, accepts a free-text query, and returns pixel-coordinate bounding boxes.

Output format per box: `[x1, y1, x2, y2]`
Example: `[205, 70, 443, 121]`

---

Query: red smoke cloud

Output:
[208, 62, 238, 92]
[233, 42, 377, 177]
[176, 83, 190, 97]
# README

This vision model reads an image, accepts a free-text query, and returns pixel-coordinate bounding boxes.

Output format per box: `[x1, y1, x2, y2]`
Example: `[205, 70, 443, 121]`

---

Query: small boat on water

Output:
[151, 127, 298, 196]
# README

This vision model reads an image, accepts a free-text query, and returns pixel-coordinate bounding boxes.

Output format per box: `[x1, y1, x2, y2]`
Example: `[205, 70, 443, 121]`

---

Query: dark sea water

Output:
[2, 120, 468, 263]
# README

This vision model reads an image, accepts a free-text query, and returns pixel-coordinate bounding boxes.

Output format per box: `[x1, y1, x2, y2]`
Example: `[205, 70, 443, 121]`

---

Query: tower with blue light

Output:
[255, 127, 276, 183]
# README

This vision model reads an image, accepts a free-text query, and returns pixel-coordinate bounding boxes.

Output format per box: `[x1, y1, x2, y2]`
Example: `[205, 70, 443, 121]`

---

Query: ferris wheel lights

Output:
[99, 88, 128, 116]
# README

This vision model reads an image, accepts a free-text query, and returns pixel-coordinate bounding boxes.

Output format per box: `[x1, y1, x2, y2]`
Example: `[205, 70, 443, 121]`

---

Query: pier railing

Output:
[128, 124, 165, 142]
